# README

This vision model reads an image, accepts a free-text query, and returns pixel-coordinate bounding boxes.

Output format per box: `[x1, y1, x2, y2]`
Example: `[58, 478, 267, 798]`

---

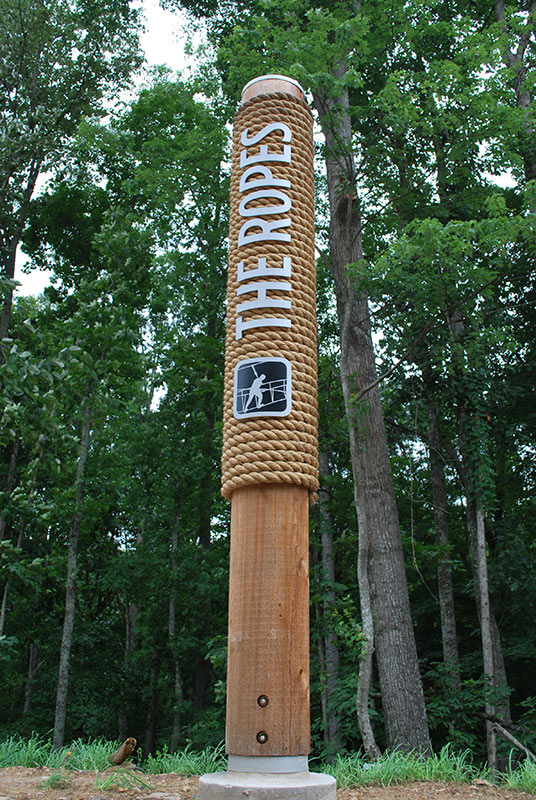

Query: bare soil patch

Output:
[0, 767, 533, 800]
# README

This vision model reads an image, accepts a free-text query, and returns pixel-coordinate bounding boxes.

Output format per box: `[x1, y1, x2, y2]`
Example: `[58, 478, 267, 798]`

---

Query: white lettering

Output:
[240, 145, 291, 168]
[238, 217, 291, 247]
[240, 122, 291, 146]
[238, 189, 292, 217]
[234, 120, 294, 342]
[236, 316, 292, 340]
[237, 256, 291, 282]
[236, 281, 291, 315]
[239, 165, 291, 193]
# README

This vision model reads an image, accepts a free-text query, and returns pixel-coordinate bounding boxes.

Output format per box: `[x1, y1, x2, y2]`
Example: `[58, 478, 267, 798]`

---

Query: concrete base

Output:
[198, 770, 336, 800]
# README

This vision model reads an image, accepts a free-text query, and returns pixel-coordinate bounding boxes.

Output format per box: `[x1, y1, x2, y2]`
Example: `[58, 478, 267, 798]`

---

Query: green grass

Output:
[322, 745, 481, 789]
[41, 771, 74, 790]
[0, 735, 120, 770]
[1, 736, 535, 794]
[502, 758, 536, 794]
[144, 742, 226, 775]
[95, 768, 153, 792]
[0, 734, 64, 769]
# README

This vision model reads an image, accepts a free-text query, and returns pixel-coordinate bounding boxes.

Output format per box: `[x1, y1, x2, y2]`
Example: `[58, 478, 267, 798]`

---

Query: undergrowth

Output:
[0, 736, 535, 794]
[0, 735, 118, 770]
[144, 742, 226, 775]
[323, 746, 482, 788]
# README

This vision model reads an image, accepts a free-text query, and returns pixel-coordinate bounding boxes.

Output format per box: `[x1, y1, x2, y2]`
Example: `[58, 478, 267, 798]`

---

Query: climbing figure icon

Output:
[245, 371, 266, 410]
[233, 357, 292, 419]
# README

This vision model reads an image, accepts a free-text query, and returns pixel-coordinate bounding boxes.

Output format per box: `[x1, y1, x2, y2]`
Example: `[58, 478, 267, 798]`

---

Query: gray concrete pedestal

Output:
[198, 770, 337, 800]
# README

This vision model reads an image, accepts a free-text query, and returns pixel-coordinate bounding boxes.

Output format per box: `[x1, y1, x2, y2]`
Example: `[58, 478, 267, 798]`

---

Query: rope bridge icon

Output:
[233, 357, 292, 418]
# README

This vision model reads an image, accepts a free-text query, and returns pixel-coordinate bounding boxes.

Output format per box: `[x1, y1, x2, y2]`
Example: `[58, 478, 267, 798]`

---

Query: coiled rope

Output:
[221, 91, 318, 502]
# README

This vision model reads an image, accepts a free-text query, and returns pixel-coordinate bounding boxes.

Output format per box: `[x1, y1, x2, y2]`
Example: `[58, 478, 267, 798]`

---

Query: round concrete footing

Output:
[198, 770, 336, 800]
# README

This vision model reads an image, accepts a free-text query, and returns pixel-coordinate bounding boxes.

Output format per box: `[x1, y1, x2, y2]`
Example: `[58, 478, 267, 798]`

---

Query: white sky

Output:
[15, 0, 191, 297]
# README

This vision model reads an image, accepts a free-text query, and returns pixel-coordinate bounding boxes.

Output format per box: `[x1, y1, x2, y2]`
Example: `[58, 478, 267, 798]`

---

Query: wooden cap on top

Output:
[241, 74, 305, 103]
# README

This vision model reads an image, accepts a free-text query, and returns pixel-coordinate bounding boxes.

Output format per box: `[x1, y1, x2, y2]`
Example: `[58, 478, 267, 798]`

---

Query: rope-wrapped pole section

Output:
[221, 76, 318, 502]
[223, 75, 317, 768]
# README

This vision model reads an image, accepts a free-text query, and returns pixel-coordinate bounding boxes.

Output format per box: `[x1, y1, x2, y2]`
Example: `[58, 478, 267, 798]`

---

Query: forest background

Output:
[1, 0, 535, 772]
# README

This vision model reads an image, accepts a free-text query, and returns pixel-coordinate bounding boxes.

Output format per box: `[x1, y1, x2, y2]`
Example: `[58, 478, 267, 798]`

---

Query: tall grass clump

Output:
[0, 735, 120, 770]
[503, 757, 536, 794]
[61, 737, 121, 770]
[323, 746, 479, 789]
[0, 735, 60, 769]
[144, 742, 226, 776]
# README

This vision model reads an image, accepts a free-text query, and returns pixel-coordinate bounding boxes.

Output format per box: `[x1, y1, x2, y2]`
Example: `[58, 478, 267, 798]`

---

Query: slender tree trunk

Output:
[23, 643, 39, 714]
[314, 595, 330, 745]
[169, 492, 183, 753]
[0, 437, 20, 543]
[447, 306, 510, 763]
[0, 581, 9, 639]
[475, 504, 498, 769]
[425, 402, 461, 683]
[196, 407, 214, 703]
[0, 525, 24, 637]
[144, 650, 161, 756]
[465, 497, 511, 728]
[494, 0, 536, 186]
[312, 74, 431, 754]
[118, 598, 138, 740]
[356, 513, 381, 760]
[0, 156, 41, 349]
[53, 396, 93, 749]
[318, 451, 342, 754]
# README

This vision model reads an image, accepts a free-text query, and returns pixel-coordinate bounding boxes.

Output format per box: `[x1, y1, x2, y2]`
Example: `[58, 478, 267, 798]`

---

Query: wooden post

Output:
[226, 483, 310, 757]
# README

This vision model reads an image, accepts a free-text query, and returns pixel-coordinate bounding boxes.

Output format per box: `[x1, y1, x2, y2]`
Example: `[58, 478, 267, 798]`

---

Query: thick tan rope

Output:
[221, 92, 318, 502]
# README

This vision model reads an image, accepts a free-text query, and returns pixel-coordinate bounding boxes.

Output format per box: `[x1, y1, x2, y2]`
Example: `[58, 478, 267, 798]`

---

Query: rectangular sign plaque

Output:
[233, 357, 292, 419]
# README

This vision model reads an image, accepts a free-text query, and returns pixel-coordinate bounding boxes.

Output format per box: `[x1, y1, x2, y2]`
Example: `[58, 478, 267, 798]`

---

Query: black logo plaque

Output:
[233, 357, 292, 419]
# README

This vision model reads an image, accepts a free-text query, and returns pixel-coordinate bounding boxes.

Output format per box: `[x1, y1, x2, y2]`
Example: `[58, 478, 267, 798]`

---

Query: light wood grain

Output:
[226, 484, 310, 756]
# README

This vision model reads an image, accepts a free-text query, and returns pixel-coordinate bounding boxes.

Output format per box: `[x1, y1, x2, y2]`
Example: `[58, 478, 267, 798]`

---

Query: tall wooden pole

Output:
[226, 483, 310, 761]
[199, 74, 335, 799]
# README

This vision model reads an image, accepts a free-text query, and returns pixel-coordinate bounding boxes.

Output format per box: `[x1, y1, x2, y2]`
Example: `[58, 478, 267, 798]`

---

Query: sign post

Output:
[199, 75, 336, 800]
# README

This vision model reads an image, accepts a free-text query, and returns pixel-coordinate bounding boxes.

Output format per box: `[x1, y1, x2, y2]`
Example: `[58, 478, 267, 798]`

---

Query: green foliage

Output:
[41, 771, 74, 790]
[0, 735, 62, 768]
[95, 768, 153, 791]
[0, 735, 120, 770]
[425, 663, 511, 753]
[144, 742, 226, 775]
[1, 0, 536, 766]
[323, 746, 480, 788]
[503, 758, 536, 794]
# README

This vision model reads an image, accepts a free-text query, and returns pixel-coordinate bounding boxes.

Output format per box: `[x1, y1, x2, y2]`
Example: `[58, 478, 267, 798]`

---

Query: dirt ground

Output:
[0, 766, 533, 800]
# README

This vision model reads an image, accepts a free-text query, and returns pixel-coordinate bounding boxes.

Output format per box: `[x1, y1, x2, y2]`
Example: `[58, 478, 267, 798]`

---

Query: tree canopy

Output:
[1, 0, 535, 767]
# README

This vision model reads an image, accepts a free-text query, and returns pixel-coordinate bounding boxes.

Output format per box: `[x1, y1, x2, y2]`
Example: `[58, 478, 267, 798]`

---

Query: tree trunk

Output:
[447, 305, 510, 762]
[23, 643, 39, 714]
[312, 74, 431, 754]
[0, 525, 25, 637]
[425, 402, 461, 683]
[144, 650, 161, 756]
[475, 504, 497, 770]
[317, 451, 342, 754]
[356, 511, 381, 760]
[313, 594, 330, 746]
[494, 0, 536, 186]
[0, 437, 19, 543]
[465, 497, 511, 727]
[53, 396, 93, 749]
[118, 597, 138, 741]
[169, 492, 183, 753]
[0, 156, 41, 349]
[0, 580, 10, 639]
